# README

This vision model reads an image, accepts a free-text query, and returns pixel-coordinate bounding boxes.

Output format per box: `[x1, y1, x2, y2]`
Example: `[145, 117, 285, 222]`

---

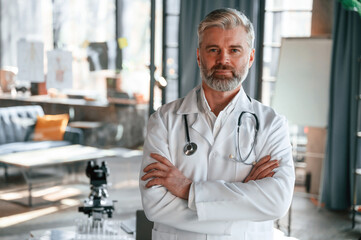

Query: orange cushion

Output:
[33, 114, 69, 141]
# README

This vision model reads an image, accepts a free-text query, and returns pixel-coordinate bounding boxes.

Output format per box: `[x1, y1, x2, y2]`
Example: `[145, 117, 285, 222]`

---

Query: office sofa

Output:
[0, 105, 84, 177]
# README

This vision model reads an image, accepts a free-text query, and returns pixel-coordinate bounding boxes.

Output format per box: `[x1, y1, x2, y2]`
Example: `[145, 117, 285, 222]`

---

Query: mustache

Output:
[211, 64, 234, 71]
[209, 64, 235, 76]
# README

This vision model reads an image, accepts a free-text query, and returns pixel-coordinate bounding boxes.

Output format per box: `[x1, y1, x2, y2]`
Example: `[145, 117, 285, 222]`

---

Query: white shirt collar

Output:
[176, 84, 254, 115]
[200, 86, 242, 117]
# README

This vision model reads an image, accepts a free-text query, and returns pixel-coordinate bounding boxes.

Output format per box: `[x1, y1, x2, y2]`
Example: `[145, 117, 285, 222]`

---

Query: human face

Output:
[197, 26, 255, 92]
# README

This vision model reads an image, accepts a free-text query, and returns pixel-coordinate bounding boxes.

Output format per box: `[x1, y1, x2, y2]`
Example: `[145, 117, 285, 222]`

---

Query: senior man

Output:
[140, 8, 295, 240]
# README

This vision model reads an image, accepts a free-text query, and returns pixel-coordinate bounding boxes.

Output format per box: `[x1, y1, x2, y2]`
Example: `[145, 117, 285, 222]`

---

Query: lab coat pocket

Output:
[152, 229, 178, 240]
[245, 231, 273, 240]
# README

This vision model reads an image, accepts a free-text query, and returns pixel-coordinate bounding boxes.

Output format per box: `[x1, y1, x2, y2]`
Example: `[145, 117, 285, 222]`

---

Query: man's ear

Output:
[248, 48, 255, 68]
[196, 48, 201, 67]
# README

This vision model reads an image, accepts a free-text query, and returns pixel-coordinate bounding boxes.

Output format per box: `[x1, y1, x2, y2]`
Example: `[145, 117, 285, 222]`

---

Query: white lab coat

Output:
[140, 85, 295, 240]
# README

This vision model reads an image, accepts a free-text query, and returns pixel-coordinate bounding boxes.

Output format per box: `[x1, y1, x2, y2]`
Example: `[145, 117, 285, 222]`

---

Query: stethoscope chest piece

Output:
[184, 142, 197, 156]
[183, 115, 198, 156]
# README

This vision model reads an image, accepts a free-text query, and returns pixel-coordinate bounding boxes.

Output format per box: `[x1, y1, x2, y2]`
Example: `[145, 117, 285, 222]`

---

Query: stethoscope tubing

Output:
[182, 111, 259, 163]
[183, 115, 197, 156]
[234, 111, 259, 164]
[183, 115, 191, 143]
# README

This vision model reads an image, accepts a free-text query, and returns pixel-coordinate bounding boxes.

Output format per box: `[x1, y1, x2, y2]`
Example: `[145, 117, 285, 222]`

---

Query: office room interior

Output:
[0, 0, 360, 239]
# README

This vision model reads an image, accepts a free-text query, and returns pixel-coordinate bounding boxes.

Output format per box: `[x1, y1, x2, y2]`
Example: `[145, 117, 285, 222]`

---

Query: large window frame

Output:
[0, 0, 155, 103]
[261, 0, 313, 106]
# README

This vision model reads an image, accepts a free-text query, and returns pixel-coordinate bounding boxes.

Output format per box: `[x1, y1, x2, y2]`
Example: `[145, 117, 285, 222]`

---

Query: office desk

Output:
[0, 145, 116, 207]
[0, 94, 147, 148]
[0, 94, 138, 108]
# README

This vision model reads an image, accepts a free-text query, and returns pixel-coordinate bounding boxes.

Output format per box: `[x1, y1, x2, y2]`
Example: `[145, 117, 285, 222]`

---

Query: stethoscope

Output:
[182, 111, 259, 164]
[183, 115, 198, 155]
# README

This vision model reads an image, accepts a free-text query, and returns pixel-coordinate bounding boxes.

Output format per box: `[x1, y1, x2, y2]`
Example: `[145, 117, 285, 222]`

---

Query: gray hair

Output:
[197, 8, 255, 50]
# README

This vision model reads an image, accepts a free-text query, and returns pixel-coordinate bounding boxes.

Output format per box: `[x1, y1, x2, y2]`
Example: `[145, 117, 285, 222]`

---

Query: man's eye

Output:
[231, 49, 240, 53]
[209, 49, 218, 52]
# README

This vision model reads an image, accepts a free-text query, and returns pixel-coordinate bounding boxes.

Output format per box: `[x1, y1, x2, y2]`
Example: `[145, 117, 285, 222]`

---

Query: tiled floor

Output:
[0, 148, 361, 240]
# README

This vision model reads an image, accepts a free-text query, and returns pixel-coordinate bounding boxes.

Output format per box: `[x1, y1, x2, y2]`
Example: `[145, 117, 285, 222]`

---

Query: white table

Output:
[0, 145, 116, 206]
[29, 225, 135, 240]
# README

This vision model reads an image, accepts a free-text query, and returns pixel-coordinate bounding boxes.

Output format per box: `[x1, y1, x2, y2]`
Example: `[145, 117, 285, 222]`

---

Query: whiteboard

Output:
[272, 38, 332, 127]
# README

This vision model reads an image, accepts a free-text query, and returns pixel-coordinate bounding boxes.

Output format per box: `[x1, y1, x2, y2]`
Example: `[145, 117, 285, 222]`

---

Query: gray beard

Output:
[200, 61, 249, 92]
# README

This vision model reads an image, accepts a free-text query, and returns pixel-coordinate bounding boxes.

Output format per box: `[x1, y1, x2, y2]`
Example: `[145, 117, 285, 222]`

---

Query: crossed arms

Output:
[142, 153, 279, 200]
[139, 111, 295, 235]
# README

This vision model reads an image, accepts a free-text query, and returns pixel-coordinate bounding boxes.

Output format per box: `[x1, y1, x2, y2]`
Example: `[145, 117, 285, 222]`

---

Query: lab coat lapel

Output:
[191, 114, 214, 145]
[176, 85, 214, 146]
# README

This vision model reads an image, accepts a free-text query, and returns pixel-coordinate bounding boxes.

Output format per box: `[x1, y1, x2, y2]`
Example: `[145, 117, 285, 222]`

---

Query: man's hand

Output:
[244, 155, 279, 183]
[142, 153, 192, 200]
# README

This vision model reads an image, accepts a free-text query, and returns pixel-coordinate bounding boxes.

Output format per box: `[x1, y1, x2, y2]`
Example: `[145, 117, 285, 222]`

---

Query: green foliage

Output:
[339, 0, 361, 17]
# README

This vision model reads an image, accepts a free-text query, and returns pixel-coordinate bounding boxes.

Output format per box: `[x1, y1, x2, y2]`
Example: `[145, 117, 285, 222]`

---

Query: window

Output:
[262, 0, 313, 106]
[53, 0, 117, 94]
[0, 0, 53, 69]
[163, 0, 180, 104]
[0, 0, 154, 102]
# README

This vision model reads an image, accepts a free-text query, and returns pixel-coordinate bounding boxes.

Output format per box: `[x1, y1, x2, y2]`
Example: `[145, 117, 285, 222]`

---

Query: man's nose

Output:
[216, 51, 230, 65]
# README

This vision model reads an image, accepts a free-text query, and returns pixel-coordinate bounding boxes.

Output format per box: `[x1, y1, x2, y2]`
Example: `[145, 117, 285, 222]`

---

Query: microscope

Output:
[78, 160, 116, 223]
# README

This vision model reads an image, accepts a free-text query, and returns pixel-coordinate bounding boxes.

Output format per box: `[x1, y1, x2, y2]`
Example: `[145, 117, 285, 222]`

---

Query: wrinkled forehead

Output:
[199, 26, 251, 50]
[201, 26, 245, 41]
